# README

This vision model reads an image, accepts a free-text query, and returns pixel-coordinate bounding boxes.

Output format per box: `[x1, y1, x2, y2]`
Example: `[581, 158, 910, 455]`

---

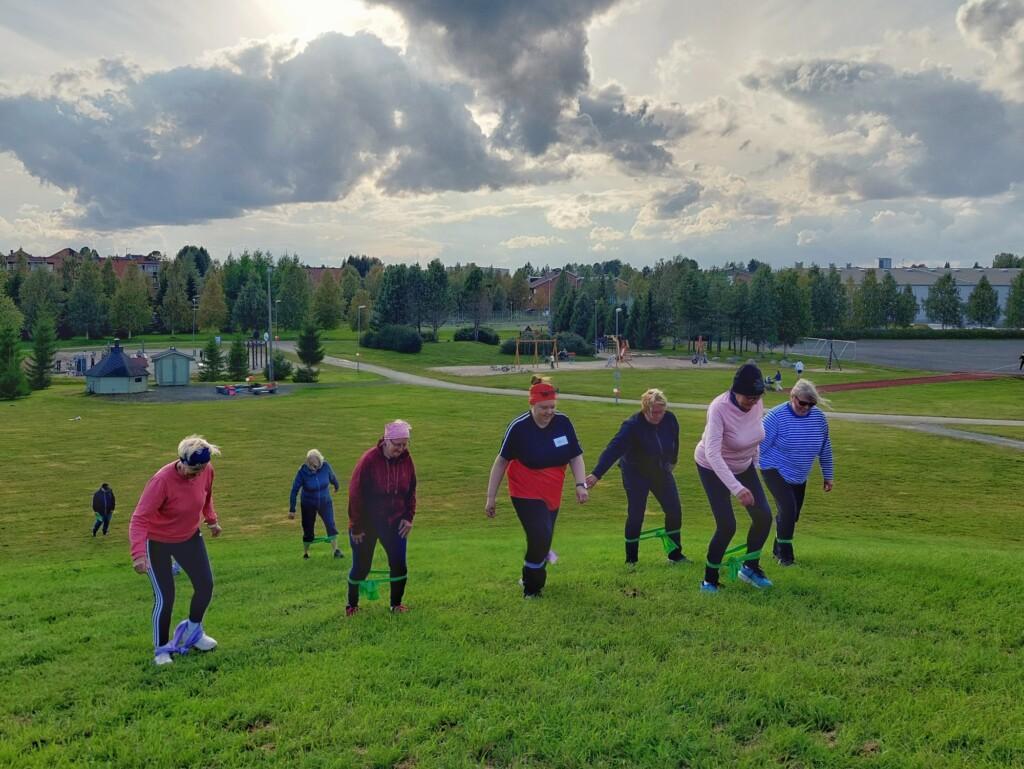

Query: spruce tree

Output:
[199, 338, 224, 381]
[294, 321, 324, 382]
[0, 324, 29, 399]
[227, 336, 249, 380]
[27, 313, 57, 390]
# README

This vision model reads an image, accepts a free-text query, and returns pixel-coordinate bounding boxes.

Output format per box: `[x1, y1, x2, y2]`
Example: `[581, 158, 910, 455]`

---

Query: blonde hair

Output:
[177, 434, 221, 461]
[640, 388, 667, 413]
[530, 375, 551, 386]
[790, 379, 831, 410]
[305, 449, 324, 469]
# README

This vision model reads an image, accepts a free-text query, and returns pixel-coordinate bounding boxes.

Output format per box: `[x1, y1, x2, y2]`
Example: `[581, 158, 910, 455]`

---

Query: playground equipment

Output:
[513, 336, 560, 368]
[603, 335, 633, 368]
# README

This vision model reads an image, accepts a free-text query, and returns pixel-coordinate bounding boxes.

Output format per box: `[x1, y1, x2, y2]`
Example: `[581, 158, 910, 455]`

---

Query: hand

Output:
[584, 473, 599, 489]
[485, 497, 497, 518]
[132, 557, 148, 574]
[736, 487, 755, 507]
[208, 523, 223, 537]
[823, 480, 834, 492]
[351, 531, 365, 544]
[398, 519, 413, 539]
[575, 485, 589, 504]
[288, 511, 296, 520]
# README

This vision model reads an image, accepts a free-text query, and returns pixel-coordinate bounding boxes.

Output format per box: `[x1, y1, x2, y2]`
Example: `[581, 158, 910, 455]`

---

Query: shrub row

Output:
[453, 326, 500, 345]
[360, 325, 423, 353]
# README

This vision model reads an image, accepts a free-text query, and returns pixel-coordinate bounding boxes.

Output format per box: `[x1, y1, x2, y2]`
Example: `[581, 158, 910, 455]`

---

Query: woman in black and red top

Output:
[346, 420, 416, 615]
[485, 377, 589, 597]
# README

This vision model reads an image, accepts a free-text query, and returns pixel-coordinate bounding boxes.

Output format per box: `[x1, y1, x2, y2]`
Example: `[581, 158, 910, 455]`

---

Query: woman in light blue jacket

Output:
[289, 449, 343, 559]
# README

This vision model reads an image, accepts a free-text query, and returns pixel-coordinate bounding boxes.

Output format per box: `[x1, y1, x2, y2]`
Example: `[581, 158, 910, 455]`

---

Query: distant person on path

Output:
[92, 482, 115, 536]
[694, 364, 773, 592]
[759, 379, 834, 567]
[794, 360, 805, 376]
[1019, 351, 1023, 371]
[129, 435, 222, 666]
[289, 449, 343, 560]
[586, 388, 687, 567]
[346, 420, 417, 616]
[485, 376, 588, 598]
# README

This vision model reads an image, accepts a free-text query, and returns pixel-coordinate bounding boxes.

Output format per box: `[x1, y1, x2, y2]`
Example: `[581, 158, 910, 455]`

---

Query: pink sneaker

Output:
[345, 606, 359, 617]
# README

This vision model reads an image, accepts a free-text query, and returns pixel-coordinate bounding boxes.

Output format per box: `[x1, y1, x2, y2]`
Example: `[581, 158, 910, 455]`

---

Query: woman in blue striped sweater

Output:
[759, 378, 834, 566]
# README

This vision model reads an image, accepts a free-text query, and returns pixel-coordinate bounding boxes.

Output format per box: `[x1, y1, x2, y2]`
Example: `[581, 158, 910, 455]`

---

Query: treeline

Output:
[543, 257, 1024, 351]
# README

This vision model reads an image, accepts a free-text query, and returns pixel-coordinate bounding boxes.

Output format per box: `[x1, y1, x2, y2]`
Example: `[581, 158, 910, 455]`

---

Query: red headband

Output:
[529, 382, 557, 405]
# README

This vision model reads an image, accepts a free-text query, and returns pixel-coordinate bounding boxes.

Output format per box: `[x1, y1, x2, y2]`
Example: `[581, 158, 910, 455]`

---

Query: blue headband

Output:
[183, 446, 211, 466]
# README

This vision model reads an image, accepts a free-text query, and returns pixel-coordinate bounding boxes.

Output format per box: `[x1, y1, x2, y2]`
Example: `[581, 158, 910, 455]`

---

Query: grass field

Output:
[1, 374, 1022, 767]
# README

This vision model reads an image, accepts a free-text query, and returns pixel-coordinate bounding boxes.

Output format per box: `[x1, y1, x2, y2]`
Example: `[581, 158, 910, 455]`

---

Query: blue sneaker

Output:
[738, 564, 773, 589]
[700, 580, 720, 593]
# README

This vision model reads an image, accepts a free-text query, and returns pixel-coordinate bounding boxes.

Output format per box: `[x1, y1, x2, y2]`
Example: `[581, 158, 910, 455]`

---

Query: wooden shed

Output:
[151, 347, 194, 386]
[84, 340, 149, 394]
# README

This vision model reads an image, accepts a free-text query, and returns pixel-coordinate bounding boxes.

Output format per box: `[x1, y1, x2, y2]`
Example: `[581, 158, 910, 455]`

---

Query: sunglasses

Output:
[793, 397, 816, 408]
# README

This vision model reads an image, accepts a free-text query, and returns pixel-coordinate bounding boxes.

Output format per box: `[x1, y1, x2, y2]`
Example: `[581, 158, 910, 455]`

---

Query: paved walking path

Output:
[308, 348, 1024, 451]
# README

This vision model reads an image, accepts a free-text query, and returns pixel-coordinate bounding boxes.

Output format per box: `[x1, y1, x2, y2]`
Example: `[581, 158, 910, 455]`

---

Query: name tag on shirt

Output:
[553, 435, 569, 447]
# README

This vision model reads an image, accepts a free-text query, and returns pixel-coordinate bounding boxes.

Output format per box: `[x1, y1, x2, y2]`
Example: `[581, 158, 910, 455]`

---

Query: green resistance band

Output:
[310, 535, 336, 544]
[348, 569, 407, 601]
[706, 544, 763, 581]
[624, 527, 682, 555]
[775, 538, 793, 544]
[94, 513, 105, 523]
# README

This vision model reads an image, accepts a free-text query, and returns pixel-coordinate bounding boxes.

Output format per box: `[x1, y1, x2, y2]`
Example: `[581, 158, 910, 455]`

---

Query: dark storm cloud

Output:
[742, 58, 1024, 199]
[0, 32, 523, 228]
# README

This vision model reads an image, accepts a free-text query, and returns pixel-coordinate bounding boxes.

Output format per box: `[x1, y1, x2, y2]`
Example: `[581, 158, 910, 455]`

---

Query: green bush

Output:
[263, 350, 293, 380]
[555, 332, 590, 356]
[420, 330, 438, 343]
[454, 326, 500, 345]
[361, 324, 422, 353]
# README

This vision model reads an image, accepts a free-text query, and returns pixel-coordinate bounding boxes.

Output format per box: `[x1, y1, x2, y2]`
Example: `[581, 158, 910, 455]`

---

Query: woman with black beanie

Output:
[693, 363, 774, 592]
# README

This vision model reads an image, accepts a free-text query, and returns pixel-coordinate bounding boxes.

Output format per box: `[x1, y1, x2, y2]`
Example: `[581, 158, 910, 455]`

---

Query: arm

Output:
[398, 464, 417, 538]
[703, 403, 745, 496]
[202, 466, 220, 534]
[569, 453, 589, 504]
[819, 417, 834, 490]
[590, 419, 633, 481]
[109, 491, 115, 512]
[347, 455, 367, 535]
[760, 407, 779, 457]
[485, 456, 510, 517]
[129, 474, 165, 564]
[328, 463, 340, 493]
[289, 468, 302, 512]
[667, 414, 679, 467]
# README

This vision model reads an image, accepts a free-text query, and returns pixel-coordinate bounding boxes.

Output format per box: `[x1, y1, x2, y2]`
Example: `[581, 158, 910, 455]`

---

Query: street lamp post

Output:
[614, 306, 623, 404]
[191, 296, 198, 357]
[274, 299, 281, 340]
[593, 298, 598, 355]
[266, 267, 274, 382]
[357, 304, 367, 373]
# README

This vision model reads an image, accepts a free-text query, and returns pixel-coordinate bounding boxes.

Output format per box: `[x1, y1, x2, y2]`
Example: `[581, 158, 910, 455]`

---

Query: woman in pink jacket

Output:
[129, 435, 223, 666]
[694, 364, 773, 592]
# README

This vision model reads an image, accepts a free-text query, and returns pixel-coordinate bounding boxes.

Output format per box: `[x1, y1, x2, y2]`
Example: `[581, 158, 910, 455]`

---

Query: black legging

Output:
[761, 468, 806, 562]
[347, 513, 408, 608]
[696, 463, 772, 583]
[146, 530, 214, 648]
[622, 469, 682, 562]
[511, 497, 559, 596]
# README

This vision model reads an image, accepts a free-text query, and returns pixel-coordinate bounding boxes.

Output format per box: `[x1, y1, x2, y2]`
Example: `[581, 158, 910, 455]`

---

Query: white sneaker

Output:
[154, 652, 173, 666]
[193, 633, 217, 651]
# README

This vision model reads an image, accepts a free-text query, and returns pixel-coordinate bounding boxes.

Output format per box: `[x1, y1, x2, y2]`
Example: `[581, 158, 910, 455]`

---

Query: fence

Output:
[791, 338, 858, 362]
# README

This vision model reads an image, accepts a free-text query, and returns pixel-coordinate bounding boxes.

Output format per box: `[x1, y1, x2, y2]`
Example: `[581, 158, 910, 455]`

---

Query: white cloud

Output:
[500, 234, 566, 249]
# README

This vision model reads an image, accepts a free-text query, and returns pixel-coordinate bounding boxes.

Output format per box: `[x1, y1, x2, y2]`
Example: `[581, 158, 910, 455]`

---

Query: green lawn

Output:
[1, 382, 1022, 767]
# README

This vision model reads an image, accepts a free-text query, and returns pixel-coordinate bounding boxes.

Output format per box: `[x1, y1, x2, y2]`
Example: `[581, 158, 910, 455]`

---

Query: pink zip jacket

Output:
[129, 461, 218, 560]
[694, 391, 765, 495]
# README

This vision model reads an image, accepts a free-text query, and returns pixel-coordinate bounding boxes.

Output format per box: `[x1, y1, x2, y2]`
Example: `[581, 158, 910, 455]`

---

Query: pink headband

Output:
[384, 420, 411, 440]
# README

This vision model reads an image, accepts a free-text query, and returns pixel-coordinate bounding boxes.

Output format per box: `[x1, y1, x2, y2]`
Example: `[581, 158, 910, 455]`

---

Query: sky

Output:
[1, 0, 1023, 270]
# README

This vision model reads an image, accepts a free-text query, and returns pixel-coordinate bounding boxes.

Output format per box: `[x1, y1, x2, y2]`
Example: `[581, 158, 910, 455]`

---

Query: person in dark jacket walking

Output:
[92, 482, 116, 536]
[289, 449, 343, 559]
[346, 420, 417, 616]
[586, 389, 687, 566]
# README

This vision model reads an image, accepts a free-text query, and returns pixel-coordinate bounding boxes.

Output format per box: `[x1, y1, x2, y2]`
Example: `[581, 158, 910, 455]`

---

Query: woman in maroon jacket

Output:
[346, 420, 416, 615]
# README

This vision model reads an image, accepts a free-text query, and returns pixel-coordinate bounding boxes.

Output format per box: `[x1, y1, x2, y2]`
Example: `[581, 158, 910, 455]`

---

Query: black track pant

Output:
[622, 468, 682, 563]
[347, 514, 408, 608]
[512, 497, 559, 596]
[146, 530, 214, 648]
[696, 463, 772, 584]
[761, 468, 806, 562]
[92, 512, 112, 535]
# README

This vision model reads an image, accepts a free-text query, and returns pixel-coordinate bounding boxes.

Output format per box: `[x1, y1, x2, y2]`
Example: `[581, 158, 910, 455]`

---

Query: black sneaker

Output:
[333, 550, 344, 559]
[303, 553, 310, 560]
[667, 552, 689, 565]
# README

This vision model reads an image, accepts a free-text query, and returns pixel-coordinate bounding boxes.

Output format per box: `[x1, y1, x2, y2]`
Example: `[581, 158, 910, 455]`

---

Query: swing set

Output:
[513, 336, 560, 368]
